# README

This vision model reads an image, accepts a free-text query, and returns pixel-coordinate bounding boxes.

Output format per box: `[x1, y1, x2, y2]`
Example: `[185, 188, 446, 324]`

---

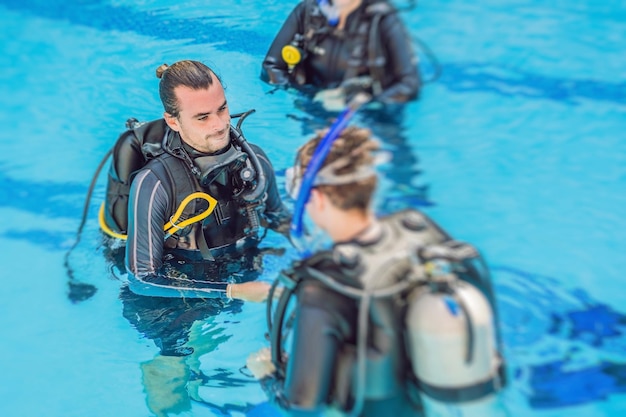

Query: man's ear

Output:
[309, 188, 326, 211]
[163, 112, 180, 132]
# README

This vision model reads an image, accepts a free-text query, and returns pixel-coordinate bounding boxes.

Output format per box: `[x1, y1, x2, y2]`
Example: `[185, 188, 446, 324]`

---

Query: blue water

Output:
[1, 0, 625, 416]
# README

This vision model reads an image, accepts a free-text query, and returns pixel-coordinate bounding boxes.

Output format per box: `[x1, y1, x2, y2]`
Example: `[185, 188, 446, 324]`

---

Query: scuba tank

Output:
[405, 241, 508, 416]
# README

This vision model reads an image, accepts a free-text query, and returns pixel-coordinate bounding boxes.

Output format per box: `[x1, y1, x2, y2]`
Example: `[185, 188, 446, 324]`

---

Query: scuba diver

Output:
[246, 125, 507, 416]
[261, 0, 421, 110]
[261, 0, 433, 216]
[95, 60, 292, 416]
[103, 60, 291, 301]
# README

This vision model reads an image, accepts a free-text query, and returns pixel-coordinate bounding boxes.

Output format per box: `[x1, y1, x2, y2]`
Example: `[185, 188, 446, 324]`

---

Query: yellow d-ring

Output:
[164, 192, 218, 236]
[99, 192, 218, 240]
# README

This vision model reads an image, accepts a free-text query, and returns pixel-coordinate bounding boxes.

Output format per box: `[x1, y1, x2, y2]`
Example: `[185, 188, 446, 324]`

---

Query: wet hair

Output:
[155, 60, 222, 117]
[297, 126, 378, 210]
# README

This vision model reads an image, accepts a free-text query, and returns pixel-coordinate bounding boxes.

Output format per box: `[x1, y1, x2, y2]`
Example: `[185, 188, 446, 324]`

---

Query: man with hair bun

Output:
[104, 59, 290, 302]
[100, 60, 292, 416]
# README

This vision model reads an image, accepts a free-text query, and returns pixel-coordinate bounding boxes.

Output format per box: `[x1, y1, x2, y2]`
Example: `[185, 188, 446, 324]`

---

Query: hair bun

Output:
[155, 63, 169, 79]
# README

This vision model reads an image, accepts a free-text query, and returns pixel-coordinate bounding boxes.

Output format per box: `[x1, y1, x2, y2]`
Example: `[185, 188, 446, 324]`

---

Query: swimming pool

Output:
[1, 0, 625, 416]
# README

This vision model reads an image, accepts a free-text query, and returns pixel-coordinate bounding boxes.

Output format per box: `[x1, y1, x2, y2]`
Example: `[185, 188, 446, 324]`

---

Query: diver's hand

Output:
[313, 87, 347, 112]
[229, 281, 272, 302]
[246, 347, 276, 379]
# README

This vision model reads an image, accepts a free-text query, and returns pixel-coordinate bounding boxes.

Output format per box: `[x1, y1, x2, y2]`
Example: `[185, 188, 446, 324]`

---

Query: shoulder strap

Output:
[148, 153, 217, 260]
[301, 0, 334, 51]
[342, 1, 396, 93]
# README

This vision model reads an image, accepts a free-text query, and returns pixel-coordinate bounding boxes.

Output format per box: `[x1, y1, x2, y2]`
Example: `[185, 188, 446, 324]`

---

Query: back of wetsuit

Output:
[269, 209, 505, 415]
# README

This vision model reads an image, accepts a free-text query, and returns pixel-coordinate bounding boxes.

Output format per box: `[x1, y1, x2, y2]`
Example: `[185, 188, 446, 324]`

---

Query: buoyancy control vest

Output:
[267, 209, 506, 415]
[102, 111, 268, 255]
[287, 0, 395, 94]
[105, 118, 168, 234]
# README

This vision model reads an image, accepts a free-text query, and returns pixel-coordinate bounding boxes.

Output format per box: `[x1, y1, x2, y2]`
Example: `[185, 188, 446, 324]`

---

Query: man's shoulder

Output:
[296, 0, 313, 14]
[132, 155, 182, 190]
[248, 142, 274, 166]
[248, 142, 268, 154]
[373, 3, 405, 31]
[291, 249, 349, 280]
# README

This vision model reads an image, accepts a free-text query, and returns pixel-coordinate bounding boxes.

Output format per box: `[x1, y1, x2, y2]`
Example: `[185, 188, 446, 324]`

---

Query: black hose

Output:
[270, 285, 295, 377]
[230, 110, 269, 204]
[414, 35, 442, 84]
[64, 147, 113, 302]
[266, 278, 281, 334]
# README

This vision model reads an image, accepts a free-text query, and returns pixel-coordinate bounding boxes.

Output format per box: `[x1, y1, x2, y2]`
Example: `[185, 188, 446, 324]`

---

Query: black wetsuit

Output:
[100, 119, 289, 357]
[261, 0, 420, 104]
[262, 217, 427, 416]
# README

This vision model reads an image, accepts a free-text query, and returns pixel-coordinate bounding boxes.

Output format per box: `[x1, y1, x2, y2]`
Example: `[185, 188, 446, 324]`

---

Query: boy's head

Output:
[290, 126, 379, 212]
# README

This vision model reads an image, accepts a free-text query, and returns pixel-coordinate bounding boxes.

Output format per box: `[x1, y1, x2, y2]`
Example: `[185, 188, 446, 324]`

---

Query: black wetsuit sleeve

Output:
[375, 12, 421, 103]
[261, 280, 353, 414]
[261, 3, 306, 85]
[125, 168, 228, 299]
[253, 144, 292, 235]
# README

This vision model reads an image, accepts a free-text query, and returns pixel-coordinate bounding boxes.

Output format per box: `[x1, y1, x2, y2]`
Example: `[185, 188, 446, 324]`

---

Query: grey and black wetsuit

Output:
[261, 0, 421, 104]
[113, 120, 289, 298]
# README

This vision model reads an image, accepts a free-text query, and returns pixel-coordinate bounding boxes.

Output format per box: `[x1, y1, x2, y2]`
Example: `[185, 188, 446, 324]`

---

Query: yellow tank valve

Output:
[281, 45, 302, 68]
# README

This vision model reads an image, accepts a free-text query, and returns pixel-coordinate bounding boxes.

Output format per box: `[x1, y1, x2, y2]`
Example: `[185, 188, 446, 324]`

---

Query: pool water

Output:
[1, 1, 625, 416]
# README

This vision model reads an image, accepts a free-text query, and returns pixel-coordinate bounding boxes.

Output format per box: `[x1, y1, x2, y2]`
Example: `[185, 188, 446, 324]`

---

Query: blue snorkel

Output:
[290, 93, 371, 255]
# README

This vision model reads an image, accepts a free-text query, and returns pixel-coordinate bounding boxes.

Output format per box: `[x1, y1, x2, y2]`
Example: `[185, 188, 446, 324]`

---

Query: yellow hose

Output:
[99, 192, 218, 240]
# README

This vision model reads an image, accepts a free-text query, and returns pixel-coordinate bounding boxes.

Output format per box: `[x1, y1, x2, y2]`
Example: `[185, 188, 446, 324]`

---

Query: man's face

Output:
[164, 83, 231, 153]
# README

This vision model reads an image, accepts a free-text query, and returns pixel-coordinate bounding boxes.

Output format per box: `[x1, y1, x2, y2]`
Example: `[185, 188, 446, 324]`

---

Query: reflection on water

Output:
[116, 248, 270, 415]
[494, 266, 626, 410]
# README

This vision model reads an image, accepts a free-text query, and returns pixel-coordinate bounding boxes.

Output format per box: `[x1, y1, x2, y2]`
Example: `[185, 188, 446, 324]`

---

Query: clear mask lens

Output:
[284, 166, 302, 201]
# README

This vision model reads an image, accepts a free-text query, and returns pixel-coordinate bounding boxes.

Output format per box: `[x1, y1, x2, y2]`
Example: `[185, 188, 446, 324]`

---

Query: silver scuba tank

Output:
[405, 246, 507, 416]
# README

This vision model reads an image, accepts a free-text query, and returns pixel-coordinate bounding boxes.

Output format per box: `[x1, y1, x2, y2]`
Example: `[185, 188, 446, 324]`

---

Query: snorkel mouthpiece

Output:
[290, 92, 371, 254]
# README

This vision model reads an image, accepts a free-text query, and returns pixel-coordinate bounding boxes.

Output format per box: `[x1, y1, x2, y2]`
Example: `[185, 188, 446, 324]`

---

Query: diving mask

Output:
[194, 144, 249, 187]
[285, 152, 377, 202]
